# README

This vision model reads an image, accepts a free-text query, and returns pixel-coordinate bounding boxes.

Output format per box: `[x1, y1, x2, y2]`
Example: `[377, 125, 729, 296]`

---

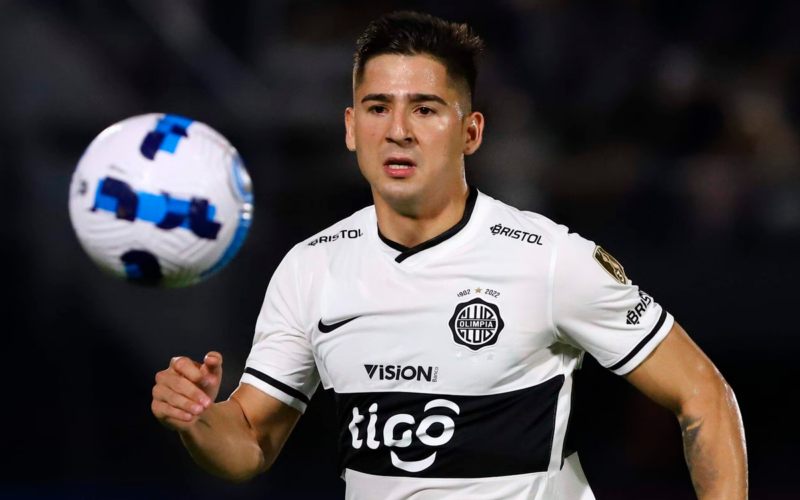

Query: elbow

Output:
[218, 462, 270, 484]
[224, 471, 260, 484]
[202, 450, 271, 484]
[221, 472, 254, 484]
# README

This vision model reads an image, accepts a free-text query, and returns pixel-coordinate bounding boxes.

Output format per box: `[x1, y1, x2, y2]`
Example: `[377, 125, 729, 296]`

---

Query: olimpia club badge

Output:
[449, 298, 504, 351]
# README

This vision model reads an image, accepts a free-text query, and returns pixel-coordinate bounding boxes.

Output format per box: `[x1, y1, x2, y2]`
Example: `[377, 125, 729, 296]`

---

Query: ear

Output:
[463, 111, 485, 156]
[345, 107, 356, 152]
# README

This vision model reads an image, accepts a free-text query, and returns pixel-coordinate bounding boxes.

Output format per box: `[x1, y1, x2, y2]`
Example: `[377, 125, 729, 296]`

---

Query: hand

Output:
[152, 352, 224, 431]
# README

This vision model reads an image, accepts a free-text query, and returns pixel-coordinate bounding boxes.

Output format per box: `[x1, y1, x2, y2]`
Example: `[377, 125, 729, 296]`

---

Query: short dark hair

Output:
[353, 11, 485, 104]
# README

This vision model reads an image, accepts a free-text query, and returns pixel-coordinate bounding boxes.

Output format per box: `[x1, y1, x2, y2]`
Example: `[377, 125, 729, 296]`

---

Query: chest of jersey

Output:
[276, 195, 596, 481]
[242, 196, 623, 489]
[307, 238, 568, 478]
[310, 238, 560, 397]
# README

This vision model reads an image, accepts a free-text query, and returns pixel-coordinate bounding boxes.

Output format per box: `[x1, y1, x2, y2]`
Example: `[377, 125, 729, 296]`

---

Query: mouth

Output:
[383, 157, 416, 178]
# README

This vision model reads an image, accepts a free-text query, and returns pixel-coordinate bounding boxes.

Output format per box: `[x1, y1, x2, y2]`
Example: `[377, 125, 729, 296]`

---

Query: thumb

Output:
[199, 351, 223, 400]
[203, 351, 223, 377]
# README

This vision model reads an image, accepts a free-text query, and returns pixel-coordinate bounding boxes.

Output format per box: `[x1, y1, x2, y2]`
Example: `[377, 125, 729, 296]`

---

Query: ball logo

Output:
[448, 298, 504, 351]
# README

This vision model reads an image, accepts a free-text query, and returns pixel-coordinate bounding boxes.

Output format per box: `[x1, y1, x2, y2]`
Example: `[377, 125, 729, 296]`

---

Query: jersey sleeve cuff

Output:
[607, 311, 674, 376]
[239, 366, 310, 413]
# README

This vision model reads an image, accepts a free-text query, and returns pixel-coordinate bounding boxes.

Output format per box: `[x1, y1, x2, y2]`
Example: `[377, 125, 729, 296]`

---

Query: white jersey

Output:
[240, 189, 673, 500]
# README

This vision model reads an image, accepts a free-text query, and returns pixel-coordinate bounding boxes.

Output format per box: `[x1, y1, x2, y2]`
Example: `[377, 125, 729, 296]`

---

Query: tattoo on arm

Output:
[681, 415, 720, 497]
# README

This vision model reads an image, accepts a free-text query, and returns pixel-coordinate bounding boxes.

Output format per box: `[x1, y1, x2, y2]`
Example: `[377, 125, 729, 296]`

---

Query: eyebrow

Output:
[361, 93, 448, 106]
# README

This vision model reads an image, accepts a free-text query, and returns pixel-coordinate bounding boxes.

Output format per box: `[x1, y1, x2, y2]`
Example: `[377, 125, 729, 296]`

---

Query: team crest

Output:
[594, 246, 627, 284]
[448, 298, 504, 351]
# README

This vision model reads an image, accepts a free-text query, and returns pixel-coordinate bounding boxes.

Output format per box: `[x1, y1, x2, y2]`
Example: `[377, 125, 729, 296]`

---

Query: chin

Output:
[373, 179, 424, 212]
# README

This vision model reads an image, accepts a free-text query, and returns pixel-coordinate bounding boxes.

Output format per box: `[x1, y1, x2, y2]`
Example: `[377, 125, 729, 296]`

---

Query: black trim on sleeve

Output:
[244, 367, 310, 405]
[377, 187, 478, 263]
[608, 310, 668, 372]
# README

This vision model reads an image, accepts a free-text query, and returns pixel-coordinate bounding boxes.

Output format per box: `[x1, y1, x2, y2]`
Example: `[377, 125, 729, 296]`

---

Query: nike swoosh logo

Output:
[318, 316, 361, 333]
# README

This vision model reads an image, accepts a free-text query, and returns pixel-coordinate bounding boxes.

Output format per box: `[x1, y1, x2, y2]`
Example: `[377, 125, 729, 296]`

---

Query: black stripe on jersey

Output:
[377, 187, 478, 263]
[608, 310, 668, 372]
[244, 367, 310, 405]
[334, 375, 564, 478]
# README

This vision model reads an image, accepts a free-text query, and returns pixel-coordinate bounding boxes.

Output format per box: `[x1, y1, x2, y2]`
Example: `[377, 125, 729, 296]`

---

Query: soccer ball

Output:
[69, 113, 254, 287]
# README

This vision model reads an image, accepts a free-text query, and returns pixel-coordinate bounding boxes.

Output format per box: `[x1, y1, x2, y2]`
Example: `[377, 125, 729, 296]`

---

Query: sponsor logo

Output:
[318, 316, 361, 333]
[364, 364, 438, 382]
[489, 224, 543, 245]
[336, 378, 564, 478]
[308, 229, 363, 246]
[594, 246, 627, 284]
[448, 298, 504, 351]
[348, 399, 460, 472]
[626, 290, 653, 325]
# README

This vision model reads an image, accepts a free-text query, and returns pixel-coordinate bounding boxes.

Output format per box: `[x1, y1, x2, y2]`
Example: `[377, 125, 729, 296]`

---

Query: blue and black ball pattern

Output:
[121, 250, 163, 286]
[139, 114, 193, 160]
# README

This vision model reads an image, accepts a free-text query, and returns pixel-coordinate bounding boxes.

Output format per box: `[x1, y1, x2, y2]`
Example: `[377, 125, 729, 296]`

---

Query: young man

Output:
[151, 12, 747, 499]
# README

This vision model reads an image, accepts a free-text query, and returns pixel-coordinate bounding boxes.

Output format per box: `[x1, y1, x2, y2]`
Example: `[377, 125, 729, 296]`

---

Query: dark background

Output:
[1, 0, 797, 498]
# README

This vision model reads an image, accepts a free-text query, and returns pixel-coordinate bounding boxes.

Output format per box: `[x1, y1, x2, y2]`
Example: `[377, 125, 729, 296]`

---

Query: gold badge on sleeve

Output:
[593, 246, 628, 284]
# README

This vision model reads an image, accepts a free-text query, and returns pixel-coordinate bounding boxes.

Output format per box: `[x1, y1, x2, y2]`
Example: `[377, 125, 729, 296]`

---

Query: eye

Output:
[416, 107, 435, 116]
[369, 105, 387, 114]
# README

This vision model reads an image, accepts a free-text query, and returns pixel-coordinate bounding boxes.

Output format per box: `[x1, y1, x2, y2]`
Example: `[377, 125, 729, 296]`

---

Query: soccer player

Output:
[151, 12, 747, 499]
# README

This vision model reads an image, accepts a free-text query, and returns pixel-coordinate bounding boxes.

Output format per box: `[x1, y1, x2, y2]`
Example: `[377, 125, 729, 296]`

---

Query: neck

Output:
[374, 183, 470, 248]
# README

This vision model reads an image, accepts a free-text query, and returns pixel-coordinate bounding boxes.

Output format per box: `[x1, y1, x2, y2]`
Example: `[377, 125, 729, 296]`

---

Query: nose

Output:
[386, 109, 413, 146]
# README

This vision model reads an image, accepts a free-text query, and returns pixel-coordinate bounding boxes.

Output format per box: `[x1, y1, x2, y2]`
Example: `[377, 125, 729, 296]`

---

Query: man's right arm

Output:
[152, 352, 302, 482]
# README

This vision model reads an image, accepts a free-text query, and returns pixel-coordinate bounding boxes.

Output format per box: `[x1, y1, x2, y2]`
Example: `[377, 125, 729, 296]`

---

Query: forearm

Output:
[179, 399, 266, 482]
[678, 382, 747, 500]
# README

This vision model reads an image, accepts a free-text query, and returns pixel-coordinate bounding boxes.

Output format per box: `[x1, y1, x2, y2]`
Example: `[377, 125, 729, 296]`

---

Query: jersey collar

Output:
[376, 187, 479, 264]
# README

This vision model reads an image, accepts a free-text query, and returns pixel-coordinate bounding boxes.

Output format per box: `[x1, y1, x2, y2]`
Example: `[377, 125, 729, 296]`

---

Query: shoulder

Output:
[477, 192, 604, 274]
[478, 191, 572, 247]
[298, 205, 372, 249]
[281, 205, 374, 269]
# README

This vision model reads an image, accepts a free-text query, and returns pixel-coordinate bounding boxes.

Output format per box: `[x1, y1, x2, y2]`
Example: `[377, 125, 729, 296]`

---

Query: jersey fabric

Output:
[240, 188, 674, 500]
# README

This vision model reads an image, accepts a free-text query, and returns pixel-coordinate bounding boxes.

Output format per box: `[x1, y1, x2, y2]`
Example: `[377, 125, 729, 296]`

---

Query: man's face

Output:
[345, 54, 483, 211]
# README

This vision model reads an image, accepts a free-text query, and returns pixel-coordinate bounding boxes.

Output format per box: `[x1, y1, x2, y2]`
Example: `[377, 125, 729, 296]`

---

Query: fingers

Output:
[153, 354, 221, 430]
[170, 356, 205, 386]
[151, 399, 194, 423]
[152, 383, 206, 416]
[151, 400, 198, 431]
[160, 372, 212, 408]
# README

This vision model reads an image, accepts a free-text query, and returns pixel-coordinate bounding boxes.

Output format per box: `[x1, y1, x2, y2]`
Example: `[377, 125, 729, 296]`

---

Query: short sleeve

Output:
[240, 249, 320, 413]
[552, 232, 674, 375]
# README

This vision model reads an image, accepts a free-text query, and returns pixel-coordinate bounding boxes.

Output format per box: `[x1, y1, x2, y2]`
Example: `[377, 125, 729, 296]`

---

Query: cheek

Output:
[419, 118, 462, 156]
[356, 120, 385, 146]
[354, 123, 384, 176]
[416, 116, 450, 142]
[433, 115, 454, 134]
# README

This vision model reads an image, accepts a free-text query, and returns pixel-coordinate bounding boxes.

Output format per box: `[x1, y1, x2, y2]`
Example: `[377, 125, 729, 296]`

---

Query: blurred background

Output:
[1, 0, 797, 498]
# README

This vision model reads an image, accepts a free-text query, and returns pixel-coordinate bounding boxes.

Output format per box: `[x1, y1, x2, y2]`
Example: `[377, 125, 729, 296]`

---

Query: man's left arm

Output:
[624, 321, 748, 500]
